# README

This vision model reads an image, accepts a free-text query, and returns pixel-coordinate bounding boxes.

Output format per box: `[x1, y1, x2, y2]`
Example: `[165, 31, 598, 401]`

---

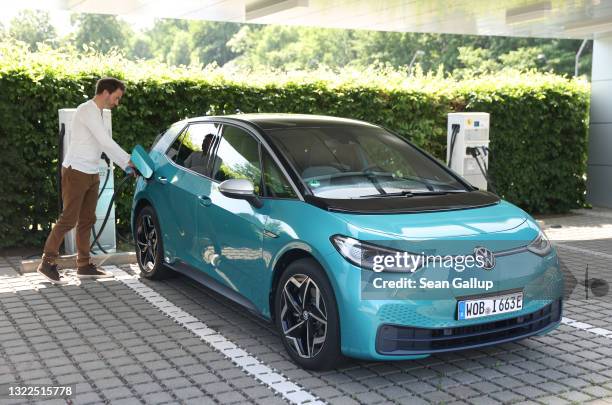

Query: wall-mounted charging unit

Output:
[58, 109, 116, 254]
[447, 112, 490, 191]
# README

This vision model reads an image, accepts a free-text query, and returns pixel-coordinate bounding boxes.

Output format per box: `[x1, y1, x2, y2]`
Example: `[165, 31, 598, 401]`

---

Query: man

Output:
[37, 77, 135, 284]
[184, 133, 216, 173]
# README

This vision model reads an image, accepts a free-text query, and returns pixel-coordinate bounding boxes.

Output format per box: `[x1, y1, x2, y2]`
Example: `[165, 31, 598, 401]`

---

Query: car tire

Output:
[274, 258, 342, 370]
[135, 205, 173, 280]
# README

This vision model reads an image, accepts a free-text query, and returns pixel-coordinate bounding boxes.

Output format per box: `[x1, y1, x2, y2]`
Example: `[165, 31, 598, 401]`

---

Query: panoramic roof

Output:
[192, 113, 378, 130]
[18, 0, 612, 39]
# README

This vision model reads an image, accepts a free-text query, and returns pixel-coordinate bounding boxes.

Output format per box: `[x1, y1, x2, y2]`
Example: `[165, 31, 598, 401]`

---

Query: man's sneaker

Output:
[77, 263, 112, 279]
[37, 261, 69, 285]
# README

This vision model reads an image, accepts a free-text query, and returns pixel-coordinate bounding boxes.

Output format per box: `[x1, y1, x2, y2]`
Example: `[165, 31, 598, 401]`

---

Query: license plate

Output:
[458, 291, 523, 320]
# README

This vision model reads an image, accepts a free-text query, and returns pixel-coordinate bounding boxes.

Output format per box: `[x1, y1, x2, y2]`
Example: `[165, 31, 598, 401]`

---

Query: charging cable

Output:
[466, 146, 496, 194]
[90, 155, 141, 253]
[89, 168, 137, 251]
[91, 154, 111, 254]
[447, 124, 460, 168]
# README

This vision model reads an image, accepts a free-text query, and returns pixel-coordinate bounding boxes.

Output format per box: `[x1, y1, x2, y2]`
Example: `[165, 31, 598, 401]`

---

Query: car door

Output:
[154, 121, 220, 266]
[196, 123, 267, 302]
[145, 122, 186, 263]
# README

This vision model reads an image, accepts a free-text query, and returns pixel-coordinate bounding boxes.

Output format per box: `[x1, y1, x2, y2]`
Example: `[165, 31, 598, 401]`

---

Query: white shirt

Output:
[62, 100, 130, 174]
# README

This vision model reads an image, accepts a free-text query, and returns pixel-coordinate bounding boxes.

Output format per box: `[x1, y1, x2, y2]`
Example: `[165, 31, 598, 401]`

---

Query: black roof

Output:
[187, 113, 379, 131]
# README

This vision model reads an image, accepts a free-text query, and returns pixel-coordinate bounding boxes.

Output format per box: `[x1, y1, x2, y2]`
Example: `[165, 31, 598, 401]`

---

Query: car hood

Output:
[334, 200, 536, 241]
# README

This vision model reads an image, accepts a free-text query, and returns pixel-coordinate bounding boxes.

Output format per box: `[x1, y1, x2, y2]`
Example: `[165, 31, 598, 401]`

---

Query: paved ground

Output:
[1, 209, 611, 405]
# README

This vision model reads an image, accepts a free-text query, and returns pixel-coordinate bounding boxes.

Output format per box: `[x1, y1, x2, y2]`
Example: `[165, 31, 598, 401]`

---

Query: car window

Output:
[262, 149, 297, 199]
[157, 121, 186, 154]
[211, 125, 262, 195]
[166, 132, 182, 162]
[152, 132, 164, 150]
[170, 122, 220, 176]
[268, 126, 467, 199]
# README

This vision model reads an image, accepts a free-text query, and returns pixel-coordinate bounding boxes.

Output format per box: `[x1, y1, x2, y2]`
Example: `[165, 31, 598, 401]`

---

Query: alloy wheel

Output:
[136, 214, 157, 272]
[280, 274, 328, 358]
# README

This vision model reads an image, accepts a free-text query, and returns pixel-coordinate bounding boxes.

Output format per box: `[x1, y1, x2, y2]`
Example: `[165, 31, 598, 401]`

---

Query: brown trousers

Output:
[42, 166, 100, 267]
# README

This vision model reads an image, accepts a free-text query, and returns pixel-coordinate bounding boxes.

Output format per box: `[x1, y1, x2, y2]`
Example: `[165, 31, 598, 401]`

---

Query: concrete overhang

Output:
[14, 0, 612, 39]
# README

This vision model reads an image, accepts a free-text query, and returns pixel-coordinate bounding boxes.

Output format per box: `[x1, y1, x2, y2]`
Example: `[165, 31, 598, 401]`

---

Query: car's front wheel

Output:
[135, 205, 173, 280]
[274, 258, 342, 370]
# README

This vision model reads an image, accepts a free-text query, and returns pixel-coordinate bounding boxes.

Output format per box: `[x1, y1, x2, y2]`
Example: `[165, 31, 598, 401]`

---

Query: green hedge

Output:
[0, 44, 590, 248]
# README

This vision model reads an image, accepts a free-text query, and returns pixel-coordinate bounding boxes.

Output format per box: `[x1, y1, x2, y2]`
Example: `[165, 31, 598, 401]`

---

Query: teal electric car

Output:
[130, 114, 563, 370]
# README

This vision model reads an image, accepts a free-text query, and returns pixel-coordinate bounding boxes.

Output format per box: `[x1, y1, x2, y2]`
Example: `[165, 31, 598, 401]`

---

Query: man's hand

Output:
[126, 161, 139, 177]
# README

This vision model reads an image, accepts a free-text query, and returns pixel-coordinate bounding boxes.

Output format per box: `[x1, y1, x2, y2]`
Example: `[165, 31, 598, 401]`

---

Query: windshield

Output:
[267, 126, 468, 199]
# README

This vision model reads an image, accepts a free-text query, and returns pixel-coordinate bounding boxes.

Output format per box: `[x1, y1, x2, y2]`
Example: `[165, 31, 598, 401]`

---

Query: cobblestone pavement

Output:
[1, 209, 611, 405]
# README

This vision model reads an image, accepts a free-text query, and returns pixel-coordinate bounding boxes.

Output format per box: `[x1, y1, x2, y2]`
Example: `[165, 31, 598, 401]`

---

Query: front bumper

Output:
[376, 299, 562, 355]
[320, 248, 564, 360]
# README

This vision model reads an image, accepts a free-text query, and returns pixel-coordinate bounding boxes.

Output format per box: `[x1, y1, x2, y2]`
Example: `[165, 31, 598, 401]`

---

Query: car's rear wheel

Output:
[274, 258, 342, 370]
[135, 205, 173, 280]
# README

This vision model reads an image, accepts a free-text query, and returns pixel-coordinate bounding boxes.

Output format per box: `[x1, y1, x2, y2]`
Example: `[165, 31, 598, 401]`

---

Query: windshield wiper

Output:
[358, 190, 468, 198]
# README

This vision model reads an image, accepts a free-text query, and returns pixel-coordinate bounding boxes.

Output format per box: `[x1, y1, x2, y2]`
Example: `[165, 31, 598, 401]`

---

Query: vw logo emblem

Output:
[474, 246, 496, 270]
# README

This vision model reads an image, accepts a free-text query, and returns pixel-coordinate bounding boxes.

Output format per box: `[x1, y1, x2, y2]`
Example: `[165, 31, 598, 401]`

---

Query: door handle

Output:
[198, 195, 212, 206]
[157, 176, 168, 184]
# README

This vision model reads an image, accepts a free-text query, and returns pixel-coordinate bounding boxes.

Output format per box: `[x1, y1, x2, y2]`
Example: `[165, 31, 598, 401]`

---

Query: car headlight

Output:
[527, 231, 552, 256]
[330, 235, 423, 273]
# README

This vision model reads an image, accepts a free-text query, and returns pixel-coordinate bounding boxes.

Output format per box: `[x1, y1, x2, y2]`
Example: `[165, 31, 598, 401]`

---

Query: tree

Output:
[453, 46, 501, 77]
[130, 34, 153, 60]
[498, 47, 544, 70]
[8, 10, 57, 50]
[539, 39, 591, 76]
[351, 31, 465, 72]
[452, 42, 589, 78]
[228, 25, 355, 70]
[6, 11, 588, 78]
[167, 31, 192, 66]
[224, 24, 589, 77]
[71, 13, 131, 53]
[144, 19, 189, 62]
[189, 21, 241, 66]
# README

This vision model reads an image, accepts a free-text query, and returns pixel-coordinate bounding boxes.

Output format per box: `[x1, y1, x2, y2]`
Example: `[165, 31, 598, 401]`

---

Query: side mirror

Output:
[219, 179, 263, 208]
[131, 145, 154, 179]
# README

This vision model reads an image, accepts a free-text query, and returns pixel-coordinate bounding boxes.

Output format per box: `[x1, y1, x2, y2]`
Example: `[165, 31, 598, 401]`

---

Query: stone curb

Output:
[571, 208, 612, 219]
